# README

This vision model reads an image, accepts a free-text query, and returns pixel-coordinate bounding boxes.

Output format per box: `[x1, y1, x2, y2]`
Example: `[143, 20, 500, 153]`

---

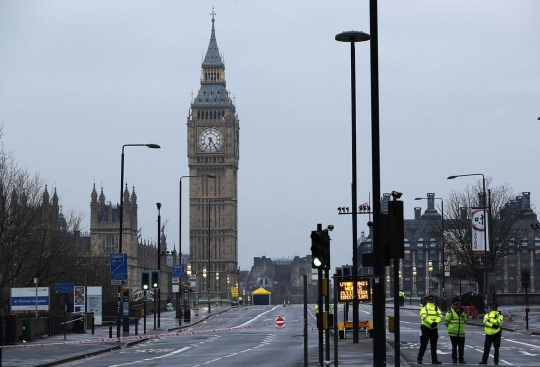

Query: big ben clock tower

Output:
[187, 9, 239, 298]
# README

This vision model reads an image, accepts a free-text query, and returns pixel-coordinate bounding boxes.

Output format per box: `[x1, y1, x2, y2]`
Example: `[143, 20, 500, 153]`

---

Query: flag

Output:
[137, 228, 142, 239]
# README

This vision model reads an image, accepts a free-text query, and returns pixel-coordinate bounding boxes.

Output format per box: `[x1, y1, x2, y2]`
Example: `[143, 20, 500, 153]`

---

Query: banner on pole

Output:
[471, 207, 489, 254]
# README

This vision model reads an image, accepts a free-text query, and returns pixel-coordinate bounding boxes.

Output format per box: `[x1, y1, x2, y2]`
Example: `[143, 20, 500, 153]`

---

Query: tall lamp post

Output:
[335, 28, 370, 345]
[415, 196, 446, 311]
[412, 266, 417, 302]
[458, 261, 462, 297]
[207, 198, 236, 313]
[448, 173, 488, 301]
[216, 273, 220, 301]
[428, 260, 434, 295]
[156, 203, 162, 328]
[203, 267, 207, 311]
[117, 143, 160, 337]
[179, 174, 216, 322]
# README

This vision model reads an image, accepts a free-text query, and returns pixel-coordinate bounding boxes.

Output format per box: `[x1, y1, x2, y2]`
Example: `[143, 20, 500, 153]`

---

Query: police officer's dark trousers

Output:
[481, 331, 501, 363]
[449, 335, 465, 362]
[418, 325, 438, 361]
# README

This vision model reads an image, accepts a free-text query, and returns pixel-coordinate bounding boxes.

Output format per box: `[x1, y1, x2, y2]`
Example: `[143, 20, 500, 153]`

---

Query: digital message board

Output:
[337, 277, 371, 302]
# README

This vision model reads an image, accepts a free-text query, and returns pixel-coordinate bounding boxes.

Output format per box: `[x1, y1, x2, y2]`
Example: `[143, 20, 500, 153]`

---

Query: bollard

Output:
[135, 318, 138, 335]
[92, 317, 95, 335]
[109, 322, 113, 338]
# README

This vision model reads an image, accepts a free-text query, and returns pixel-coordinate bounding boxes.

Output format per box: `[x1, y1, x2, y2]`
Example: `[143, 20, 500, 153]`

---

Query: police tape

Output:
[0, 319, 302, 349]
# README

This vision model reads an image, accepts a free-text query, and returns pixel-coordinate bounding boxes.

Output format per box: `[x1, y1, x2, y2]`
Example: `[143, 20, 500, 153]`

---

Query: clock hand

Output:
[211, 140, 219, 150]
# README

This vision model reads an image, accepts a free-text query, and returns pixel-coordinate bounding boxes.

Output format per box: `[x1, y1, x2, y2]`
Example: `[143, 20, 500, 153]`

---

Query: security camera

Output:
[327, 225, 334, 231]
[391, 191, 402, 200]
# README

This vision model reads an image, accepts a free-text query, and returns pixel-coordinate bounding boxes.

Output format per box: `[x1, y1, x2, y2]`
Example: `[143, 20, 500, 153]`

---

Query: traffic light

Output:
[151, 270, 160, 289]
[311, 230, 330, 269]
[141, 271, 150, 291]
[521, 268, 530, 289]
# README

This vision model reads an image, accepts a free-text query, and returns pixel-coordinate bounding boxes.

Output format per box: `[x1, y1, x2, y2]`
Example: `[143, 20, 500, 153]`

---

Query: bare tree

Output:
[0, 128, 89, 313]
[443, 177, 528, 295]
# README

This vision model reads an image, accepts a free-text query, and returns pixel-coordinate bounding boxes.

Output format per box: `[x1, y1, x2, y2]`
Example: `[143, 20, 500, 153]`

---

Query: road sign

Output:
[172, 284, 180, 293]
[231, 287, 238, 297]
[173, 265, 185, 278]
[190, 274, 196, 280]
[275, 316, 286, 328]
[337, 277, 371, 302]
[172, 277, 180, 284]
[55, 283, 74, 294]
[190, 281, 196, 288]
[110, 254, 128, 282]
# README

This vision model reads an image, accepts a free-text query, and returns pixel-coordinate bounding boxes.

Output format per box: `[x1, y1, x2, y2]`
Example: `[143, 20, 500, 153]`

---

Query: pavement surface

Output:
[1, 303, 539, 367]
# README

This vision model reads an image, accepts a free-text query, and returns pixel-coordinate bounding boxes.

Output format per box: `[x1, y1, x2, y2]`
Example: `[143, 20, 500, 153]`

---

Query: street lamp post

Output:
[335, 29, 370, 345]
[216, 273, 220, 302]
[448, 173, 488, 302]
[186, 263, 192, 321]
[412, 266, 417, 303]
[428, 260, 434, 295]
[458, 261, 462, 297]
[207, 198, 236, 313]
[179, 174, 215, 322]
[203, 267, 207, 312]
[117, 143, 160, 337]
[415, 196, 446, 311]
[156, 203, 162, 328]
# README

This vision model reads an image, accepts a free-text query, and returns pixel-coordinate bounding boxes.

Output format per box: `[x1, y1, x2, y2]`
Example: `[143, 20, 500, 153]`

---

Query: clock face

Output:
[198, 127, 223, 153]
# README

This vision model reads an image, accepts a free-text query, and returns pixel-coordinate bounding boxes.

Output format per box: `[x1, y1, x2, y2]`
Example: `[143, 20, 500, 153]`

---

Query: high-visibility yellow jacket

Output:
[420, 303, 442, 329]
[399, 291, 405, 299]
[445, 308, 467, 337]
[314, 304, 319, 314]
[483, 310, 503, 335]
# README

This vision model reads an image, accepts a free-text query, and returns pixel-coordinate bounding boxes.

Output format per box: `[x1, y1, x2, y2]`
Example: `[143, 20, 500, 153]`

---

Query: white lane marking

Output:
[505, 338, 540, 349]
[109, 346, 191, 366]
[238, 305, 281, 327]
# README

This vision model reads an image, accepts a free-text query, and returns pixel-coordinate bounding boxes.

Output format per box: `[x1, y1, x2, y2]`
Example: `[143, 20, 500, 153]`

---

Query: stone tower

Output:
[187, 9, 239, 298]
[90, 184, 140, 287]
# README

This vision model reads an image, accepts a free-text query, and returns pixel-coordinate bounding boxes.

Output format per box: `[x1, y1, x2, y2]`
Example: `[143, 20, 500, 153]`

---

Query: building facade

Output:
[89, 184, 177, 301]
[357, 191, 539, 306]
[187, 12, 240, 299]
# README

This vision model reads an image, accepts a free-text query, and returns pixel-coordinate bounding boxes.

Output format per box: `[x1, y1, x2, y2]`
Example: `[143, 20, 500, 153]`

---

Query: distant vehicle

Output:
[454, 292, 485, 313]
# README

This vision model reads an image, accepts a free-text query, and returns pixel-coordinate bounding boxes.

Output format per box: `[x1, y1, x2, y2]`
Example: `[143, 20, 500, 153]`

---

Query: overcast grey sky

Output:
[1, 1, 539, 271]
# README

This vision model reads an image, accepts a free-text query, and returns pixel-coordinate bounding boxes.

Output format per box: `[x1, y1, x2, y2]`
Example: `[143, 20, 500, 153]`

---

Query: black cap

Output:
[425, 295, 435, 302]
[452, 301, 461, 307]
[490, 303, 498, 309]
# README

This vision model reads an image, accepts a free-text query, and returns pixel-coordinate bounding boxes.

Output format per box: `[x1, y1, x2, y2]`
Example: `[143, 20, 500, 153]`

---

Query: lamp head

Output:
[157, 202, 161, 209]
[447, 175, 457, 180]
[415, 197, 422, 200]
[391, 191, 402, 200]
[146, 144, 161, 149]
[335, 30, 371, 43]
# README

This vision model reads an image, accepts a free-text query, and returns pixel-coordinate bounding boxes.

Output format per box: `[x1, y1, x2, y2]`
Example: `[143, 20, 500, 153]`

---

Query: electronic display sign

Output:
[337, 277, 371, 302]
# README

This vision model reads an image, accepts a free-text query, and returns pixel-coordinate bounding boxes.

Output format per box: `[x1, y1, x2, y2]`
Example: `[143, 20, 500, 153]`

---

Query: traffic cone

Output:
[283, 301, 286, 307]
[288, 300, 290, 306]
[508, 311, 513, 322]
[216, 302, 219, 307]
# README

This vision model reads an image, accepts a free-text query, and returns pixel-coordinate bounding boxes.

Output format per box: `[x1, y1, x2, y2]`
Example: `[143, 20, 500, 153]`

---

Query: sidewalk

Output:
[0, 305, 228, 367]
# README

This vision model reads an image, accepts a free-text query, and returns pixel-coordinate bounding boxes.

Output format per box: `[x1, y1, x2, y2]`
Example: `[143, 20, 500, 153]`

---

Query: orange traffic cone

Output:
[508, 311, 513, 322]
[288, 300, 290, 306]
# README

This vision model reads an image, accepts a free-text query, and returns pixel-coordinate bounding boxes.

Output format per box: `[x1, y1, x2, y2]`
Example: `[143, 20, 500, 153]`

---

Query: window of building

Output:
[417, 252, 424, 261]
[106, 235, 114, 254]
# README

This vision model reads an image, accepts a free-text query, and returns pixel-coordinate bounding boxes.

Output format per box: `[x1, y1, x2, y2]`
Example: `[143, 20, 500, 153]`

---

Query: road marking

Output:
[109, 346, 191, 366]
[505, 338, 540, 349]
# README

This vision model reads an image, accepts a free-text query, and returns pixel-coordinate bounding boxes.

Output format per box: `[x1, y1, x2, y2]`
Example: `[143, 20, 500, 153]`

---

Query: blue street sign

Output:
[55, 283, 74, 294]
[173, 265, 185, 278]
[110, 253, 128, 281]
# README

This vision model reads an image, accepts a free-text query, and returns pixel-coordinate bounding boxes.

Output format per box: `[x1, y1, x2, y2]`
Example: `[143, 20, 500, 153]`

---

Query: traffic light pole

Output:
[318, 267, 323, 367]
[143, 290, 147, 334]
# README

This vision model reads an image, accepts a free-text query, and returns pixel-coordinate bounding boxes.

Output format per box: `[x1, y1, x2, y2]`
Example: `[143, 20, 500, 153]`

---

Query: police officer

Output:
[479, 303, 503, 365]
[417, 295, 443, 364]
[445, 301, 467, 364]
[399, 290, 406, 307]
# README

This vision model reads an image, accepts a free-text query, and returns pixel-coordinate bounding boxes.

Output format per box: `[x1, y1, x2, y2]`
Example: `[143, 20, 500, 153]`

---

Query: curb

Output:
[35, 345, 121, 367]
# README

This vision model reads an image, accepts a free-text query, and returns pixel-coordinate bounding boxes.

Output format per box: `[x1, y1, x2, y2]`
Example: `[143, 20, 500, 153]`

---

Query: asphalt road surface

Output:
[59, 305, 321, 367]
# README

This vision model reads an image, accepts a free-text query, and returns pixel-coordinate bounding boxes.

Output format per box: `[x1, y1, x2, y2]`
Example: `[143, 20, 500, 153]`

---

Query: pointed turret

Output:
[91, 183, 98, 203]
[131, 186, 137, 205]
[123, 183, 130, 204]
[99, 186, 105, 205]
[192, 8, 235, 113]
[52, 187, 58, 206]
